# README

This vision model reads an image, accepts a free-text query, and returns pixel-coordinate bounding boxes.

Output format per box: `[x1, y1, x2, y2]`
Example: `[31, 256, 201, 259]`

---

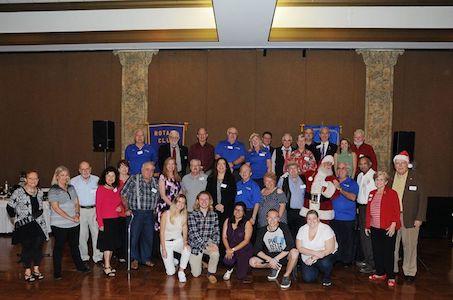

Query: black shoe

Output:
[359, 266, 375, 274]
[54, 274, 62, 280]
[405, 275, 415, 283]
[78, 266, 91, 273]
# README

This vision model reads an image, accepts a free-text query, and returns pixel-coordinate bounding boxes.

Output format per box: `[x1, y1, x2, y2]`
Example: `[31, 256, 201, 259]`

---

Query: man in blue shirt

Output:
[331, 162, 359, 267]
[215, 127, 246, 178]
[235, 164, 261, 225]
[125, 129, 157, 175]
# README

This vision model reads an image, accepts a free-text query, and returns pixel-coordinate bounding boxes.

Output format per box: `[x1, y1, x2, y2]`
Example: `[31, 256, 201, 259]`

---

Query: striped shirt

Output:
[370, 191, 383, 228]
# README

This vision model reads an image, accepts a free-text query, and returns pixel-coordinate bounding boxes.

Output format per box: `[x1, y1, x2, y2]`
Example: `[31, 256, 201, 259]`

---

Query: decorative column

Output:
[356, 49, 404, 173]
[114, 50, 158, 156]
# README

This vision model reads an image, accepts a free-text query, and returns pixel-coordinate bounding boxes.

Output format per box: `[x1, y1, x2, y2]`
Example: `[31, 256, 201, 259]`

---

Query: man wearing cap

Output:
[301, 155, 338, 222]
[351, 129, 378, 177]
[392, 151, 427, 282]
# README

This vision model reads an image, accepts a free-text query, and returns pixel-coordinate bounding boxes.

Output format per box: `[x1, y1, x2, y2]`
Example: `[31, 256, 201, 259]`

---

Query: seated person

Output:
[296, 209, 338, 286]
[249, 209, 299, 289]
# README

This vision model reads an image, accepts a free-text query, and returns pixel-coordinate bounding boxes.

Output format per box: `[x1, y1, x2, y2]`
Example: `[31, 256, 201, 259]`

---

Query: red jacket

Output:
[366, 187, 401, 230]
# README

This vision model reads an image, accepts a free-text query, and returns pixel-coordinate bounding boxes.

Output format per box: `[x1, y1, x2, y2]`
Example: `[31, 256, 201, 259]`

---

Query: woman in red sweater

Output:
[365, 171, 401, 287]
[96, 166, 123, 277]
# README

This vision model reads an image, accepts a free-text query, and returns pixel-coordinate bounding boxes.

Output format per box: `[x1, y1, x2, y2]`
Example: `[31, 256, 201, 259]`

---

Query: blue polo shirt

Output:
[125, 143, 157, 175]
[215, 139, 246, 170]
[246, 149, 271, 179]
[332, 176, 359, 221]
[236, 179, 261, 209]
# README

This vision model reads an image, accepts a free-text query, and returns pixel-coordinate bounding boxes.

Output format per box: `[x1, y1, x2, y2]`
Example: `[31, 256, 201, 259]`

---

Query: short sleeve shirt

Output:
[125, 143, 157, 175]
[48, 184, 79, 228]
[215, 140, 246, 170]
[246, 148, 271, 179]
[332, 177, 359, 221]
[235, 179, 261, 209]
[296, 223, 338, 262]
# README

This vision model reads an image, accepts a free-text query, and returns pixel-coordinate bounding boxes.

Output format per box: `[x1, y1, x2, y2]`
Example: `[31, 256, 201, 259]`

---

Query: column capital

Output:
[356, 49, 404, 68]
[114, 50, 159, 67]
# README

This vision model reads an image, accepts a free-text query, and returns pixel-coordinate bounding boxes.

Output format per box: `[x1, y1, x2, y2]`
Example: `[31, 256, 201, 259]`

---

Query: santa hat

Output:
[321, 155, 334, 164]
[393, 151, 410, 163]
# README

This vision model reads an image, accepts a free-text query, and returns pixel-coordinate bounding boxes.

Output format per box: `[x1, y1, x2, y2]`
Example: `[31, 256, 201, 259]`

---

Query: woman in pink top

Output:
[96, 166, 123, 277]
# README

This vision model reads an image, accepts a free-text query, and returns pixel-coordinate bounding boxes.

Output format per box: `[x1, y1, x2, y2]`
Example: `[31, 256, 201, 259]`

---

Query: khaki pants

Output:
[394, 214, 419, 276]
[79, 207, 103, 262]
[189, 247, 219, 277]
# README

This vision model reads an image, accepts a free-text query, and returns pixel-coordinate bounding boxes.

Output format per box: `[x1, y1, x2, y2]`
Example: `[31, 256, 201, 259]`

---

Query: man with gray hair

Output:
[158, 130, 189, 176]
[351, 129, 378, 177]
[181, 159, 207, 212]
[125, 128, 157, 175]
[314, 127, 337, 163]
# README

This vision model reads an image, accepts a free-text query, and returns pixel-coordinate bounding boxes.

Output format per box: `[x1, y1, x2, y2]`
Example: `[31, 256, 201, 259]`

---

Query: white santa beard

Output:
[311, 167, 332, 194]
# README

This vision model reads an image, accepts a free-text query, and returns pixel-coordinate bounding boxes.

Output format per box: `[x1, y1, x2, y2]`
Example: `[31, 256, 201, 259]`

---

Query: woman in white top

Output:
[296, 210, 338, 286]
[160, 194, 191, 283]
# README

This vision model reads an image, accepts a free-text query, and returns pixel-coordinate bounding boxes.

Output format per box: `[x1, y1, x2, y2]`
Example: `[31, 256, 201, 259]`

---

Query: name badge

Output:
[113, 188, 118, 193]
[199, 177, 205, 181]
[237, 190, 243, 195]
[137, 150, 143, 155]
[259, 153, 266, 157]
[227, 146, 234, 150]
[300, 184, 306, 189]
[408, 185, 417, 191]
[151, 188, 157, 193]
[343, 184, 350, 188]
[246, 187, 252, 191]
[221, 183, 227, 188]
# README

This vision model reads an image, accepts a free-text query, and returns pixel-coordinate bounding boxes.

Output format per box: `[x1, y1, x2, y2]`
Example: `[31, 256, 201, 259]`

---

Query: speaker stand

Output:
[104, 149, 108, 169]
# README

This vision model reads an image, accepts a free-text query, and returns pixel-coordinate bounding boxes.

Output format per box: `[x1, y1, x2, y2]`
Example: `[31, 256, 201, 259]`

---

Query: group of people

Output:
[6, 126, 426, 289]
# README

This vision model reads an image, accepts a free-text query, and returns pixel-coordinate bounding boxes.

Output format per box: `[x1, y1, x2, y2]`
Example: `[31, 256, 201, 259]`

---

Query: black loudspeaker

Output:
[93, 120, 115, 152]
[392, 131, 415, 160]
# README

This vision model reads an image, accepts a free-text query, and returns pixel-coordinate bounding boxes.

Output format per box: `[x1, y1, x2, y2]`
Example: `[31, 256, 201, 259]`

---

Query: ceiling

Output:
[0, 0, 453, 52]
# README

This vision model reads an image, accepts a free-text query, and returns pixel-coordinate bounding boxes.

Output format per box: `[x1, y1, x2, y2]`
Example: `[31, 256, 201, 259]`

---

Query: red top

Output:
[351, 142, 377, 176]
[95, 185, 122, 227]
[366, 186, 401, 230]
[188, 142, 215, 172]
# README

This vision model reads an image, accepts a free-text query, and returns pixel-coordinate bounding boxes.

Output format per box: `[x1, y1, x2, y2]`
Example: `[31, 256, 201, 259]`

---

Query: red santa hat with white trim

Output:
[393, 150, 410, 163]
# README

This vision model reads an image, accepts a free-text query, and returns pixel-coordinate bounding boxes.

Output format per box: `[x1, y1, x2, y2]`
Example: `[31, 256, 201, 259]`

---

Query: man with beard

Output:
[301, 155, 338, 222]
[351, 129, 377, 177]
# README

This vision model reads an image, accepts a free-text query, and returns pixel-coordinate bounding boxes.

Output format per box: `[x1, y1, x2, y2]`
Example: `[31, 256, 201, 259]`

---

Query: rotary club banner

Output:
[301, 124, 342, 145]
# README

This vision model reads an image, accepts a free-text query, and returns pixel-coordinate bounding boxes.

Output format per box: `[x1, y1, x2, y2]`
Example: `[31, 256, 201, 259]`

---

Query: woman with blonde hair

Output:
[245, 133, 271, 188]
[48, 166, 89, 280]
[160, 194, 191, 282]
[156, 157, 182, 230]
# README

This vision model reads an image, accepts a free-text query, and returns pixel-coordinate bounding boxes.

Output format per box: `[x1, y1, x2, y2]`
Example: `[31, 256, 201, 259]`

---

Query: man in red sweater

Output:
[351, 129, 378, 177]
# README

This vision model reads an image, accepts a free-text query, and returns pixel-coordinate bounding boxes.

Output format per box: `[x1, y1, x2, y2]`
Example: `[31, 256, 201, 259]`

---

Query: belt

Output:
[166, 239, 176, 242]
[80, 205, 95, 209]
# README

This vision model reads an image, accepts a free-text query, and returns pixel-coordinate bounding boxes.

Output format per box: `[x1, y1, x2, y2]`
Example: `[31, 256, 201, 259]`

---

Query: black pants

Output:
[371, 227, 396, 279]
[358, 205, 374, 268]
[331, 219, 355, 264]
[287, 208, 305, 240]
[21, 235, 45, 269]
[51, 225, 85, 277]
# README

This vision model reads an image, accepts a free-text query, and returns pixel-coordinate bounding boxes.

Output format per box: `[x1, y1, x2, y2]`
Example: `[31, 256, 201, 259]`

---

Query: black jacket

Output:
[158, 143, 189, 176]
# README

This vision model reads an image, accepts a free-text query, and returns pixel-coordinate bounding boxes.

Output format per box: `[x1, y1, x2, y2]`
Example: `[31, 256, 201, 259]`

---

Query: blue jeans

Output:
[129, 210, 155, 264]
[301, 254, 335, 283]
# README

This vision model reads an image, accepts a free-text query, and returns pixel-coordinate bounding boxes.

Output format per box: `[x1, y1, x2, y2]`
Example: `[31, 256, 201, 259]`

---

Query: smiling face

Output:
[306, 212, 320, 228]
[227, 127, 238, 143]
[263, 175, 276, 189]
[340, 139, 349, 151]
[251, 135, 261, 149]
[190, 159, 201, 176]
[358, 157, 371, 174]
[375, 174, 388, 189]
[169, 131, 180, 146]
[282, 134, 292, 148]
[79, 161, 91, 180]
[354, 131, 365, 145]
[197, 193, 211, 210]
[118, 163, 129, 176]
[134, 129, 145, 144]
[266, 210, 280, 228]
[197, 128, 208, 144]
[287, 164, 299, 178]
[394, 160, 409, 175]
[336, 162, 349, 179]
[216, 159, 227, 174]
[166, 159, 176, 174]
[297, 135, 306, 149]
[57, 170, 70, 186]
[320, 128, 329, 142]
[141, 162, 155, 180]
[233, 204, 245, 220]
[262, 133, 272, 147]
[175, 196, 186, 212]
[105, 171, 116, 186]
[25, 172, 39, 189]
[304, 129, 314, 143]
[239, 165, 252, 182]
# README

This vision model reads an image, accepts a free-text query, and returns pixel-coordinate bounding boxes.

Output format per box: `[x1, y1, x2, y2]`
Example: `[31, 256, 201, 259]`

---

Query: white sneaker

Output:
[178, 271, 187, 283]
[223, 268, 234, 281]
[173, 258, 179, 266]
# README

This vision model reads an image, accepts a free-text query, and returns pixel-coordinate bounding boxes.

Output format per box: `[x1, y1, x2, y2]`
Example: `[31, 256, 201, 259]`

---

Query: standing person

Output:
[116, 159, 130, 263]
[313, 127, 338, 164]
[235, 164, 261, 225]
[278, 161, 307, 240]
[215, 127, 246, 179]
[181, 159, 207, 212]
[70, 161, 102, 264]
[296, 210, 338, 286]
[125, 128, 157, 175]
[121, 162, 160, 270]
[286, 134, 317, 176]
[245, 133, 271, 188]
[304, 128, 319, 156]
[188, 127, 215, 175]
[257, 172, 287, 229]
[330, 162, 359, 267]
[160, 195, 191, 283]
[188, 191, 220, 284]
[249, 209, 299, 289]
[158, 130, 189, 176]
[117, 159, 130, 189]
[351, 129, 378, 176]
[96, 167, 123, 277]
[366, 171, 401, 287]
[222, 202, 254, 283]
[392, 151, 426, 282]
[7, 170, 48, 282]
[156, 157, 182, 230]
[262, 131, 275, 155]
[272, 133, 295, 179]
[334, 138, 357, 178]
[48, 166, 89, 280]
[356, 156, 376, 273]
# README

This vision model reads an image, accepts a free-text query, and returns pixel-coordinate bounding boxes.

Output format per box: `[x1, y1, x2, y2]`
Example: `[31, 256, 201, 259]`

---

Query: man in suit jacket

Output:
[313, 127, 338, 163]
[158, 130, 188, 176]
[391, 151, 427, 282]
[271, 133, 295, 178]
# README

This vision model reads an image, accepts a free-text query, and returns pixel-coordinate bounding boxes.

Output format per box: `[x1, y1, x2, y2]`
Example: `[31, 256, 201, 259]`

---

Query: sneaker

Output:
[223, 268, 234, 281]
[207, 274, 217, 284]
[178, 271, 187, 283]
[280, 276, 291, 289]
[322, 279, 332, 287]
[78, 266, 91, 273]
[173, 258, 179, 266]
[267, 267, 281, 281]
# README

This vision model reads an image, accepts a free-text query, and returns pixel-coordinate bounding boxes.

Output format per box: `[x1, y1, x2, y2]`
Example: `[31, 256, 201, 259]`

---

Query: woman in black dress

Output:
[7, 170, 48, 282]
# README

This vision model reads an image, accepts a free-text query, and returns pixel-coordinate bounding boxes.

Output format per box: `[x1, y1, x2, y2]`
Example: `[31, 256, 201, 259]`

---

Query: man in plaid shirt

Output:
[121, 161, 160, 270]
[188, 191, 220, 283]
